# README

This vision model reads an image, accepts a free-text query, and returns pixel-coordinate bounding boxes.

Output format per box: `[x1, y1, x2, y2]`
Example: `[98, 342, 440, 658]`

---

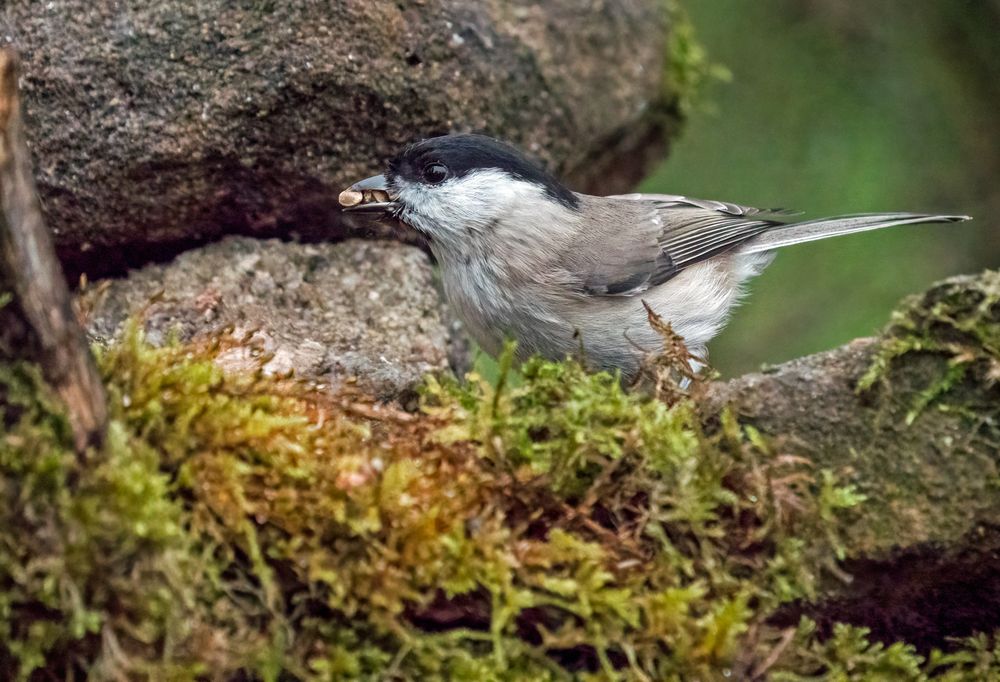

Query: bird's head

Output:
[340, 134, 580, 251]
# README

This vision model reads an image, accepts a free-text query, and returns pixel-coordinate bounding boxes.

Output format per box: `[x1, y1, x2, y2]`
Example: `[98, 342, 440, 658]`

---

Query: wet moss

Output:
[1, 325, 998, 679]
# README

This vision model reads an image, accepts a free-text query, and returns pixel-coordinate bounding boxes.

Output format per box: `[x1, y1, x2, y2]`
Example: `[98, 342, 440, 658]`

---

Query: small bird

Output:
[340, 134, 969, 381]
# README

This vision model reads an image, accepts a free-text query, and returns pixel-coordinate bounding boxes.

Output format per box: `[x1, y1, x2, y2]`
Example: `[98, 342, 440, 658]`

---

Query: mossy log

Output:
[703, 270, 1000, 649]
[0, 49, 106, 453]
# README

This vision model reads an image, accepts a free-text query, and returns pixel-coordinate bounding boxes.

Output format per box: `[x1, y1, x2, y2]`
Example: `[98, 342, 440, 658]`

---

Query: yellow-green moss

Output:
[858, 270, 1000, 424]
[772, 622, 1000, 681]
[1, 326, 999, 680]
[0, 360, 192, 680]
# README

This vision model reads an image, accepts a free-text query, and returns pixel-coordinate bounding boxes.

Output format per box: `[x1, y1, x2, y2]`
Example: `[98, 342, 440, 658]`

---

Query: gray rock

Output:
[2, 1, 672, 280]
[81, 238, 455, 398]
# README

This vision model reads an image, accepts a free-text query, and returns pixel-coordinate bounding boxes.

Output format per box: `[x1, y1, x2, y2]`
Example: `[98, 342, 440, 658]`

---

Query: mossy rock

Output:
[2, 271, 1000, 679]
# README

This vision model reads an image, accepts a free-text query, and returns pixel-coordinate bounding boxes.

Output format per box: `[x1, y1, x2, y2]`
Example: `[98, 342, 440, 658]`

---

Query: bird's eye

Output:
[423, 162, 449, 184]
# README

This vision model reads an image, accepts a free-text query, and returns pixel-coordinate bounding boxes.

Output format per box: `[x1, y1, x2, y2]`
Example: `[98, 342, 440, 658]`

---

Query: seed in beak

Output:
[339, 189, 392, 208]
[339, 189, 364, 207]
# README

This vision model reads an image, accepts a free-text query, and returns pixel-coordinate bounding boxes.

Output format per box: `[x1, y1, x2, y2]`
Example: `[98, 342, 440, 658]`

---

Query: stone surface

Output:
[1, 0, 673, 280]
[700, 270, 1000, 649]
[81, 237, 454, 398]
[702, 271, 1000, 558]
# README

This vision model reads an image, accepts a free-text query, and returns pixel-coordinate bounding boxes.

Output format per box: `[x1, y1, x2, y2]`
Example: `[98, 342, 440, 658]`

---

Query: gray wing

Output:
[575, 194, 788, 296]
[610, 192, 799, 219]
[573, 194, 968, 297]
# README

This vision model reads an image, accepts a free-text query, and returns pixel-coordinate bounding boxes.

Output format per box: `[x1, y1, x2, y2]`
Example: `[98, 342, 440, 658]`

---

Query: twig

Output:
[750, 626, 797, 680]
[0, 49, 106, 453]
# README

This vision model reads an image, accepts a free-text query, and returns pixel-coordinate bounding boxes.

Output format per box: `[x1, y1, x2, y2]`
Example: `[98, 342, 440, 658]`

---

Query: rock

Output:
[81, 238, 455, 398]
[700, 270, 1000, 649]
[701, 270, 1000, 557]
[1, 1, 673, 280]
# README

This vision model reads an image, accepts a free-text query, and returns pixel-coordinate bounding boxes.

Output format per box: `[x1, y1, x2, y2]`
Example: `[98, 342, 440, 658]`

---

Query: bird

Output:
[339, 134, 969, 382]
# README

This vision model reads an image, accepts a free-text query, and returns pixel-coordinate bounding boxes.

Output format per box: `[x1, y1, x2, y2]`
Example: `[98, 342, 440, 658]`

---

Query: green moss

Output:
[662, 0, 731, 118]
[0, 359, 192, 680]
[1, 324, 999, 679]
[858, 270, 1000, 423]
[772, 621, 1000, 681]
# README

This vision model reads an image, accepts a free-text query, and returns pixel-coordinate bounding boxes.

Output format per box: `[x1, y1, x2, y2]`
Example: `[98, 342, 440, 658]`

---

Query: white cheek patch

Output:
[395, 170, 549, 244]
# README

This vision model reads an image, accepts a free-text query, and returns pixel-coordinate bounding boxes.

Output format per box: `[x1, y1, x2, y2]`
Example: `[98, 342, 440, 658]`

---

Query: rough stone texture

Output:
[703, 337, 999, 558]
[0, 0, 673, 280]
[701, 270, 1000, 648]
[81, 237, 453, 398]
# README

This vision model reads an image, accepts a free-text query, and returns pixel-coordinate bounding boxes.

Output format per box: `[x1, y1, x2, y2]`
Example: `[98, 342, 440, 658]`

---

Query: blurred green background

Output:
[642, 0, 1000, 376]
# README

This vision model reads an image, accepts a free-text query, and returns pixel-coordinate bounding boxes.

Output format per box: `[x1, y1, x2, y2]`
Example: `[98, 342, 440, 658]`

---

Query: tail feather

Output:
[740, 213, 971, 254]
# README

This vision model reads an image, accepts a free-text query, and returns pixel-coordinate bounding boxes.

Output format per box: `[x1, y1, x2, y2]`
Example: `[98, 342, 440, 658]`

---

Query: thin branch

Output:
[0, 48, 106, 453]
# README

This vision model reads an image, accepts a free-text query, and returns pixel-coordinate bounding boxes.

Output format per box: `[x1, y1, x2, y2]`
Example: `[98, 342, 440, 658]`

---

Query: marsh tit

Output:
[340, 134, 969, 380]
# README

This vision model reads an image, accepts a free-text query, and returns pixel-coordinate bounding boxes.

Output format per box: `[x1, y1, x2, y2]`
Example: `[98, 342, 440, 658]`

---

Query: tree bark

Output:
[0, 49, 106, 453]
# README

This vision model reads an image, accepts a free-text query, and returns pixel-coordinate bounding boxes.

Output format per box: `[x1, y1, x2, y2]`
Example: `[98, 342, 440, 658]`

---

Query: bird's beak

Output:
[339, 174, 397, 213]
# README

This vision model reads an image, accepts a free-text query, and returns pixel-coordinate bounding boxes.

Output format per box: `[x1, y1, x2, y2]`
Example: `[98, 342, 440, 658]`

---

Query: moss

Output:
[0, 359, 192, 680]
[661, 0, 731, 118]
[771, 621, 1000, 681]
[1, 325, 999, 679]
[858, 270, 1000, 424]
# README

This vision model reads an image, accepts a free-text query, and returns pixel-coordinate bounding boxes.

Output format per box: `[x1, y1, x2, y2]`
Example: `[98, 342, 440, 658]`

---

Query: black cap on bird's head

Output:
[338, 134, 580, 218]
[388, 134, 578, 209]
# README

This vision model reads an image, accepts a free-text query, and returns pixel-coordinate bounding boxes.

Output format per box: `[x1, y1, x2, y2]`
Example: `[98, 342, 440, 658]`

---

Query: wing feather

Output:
[574, 195, 783, 296]
[610, 192, 799, 218]
[572, 193, 967, 298]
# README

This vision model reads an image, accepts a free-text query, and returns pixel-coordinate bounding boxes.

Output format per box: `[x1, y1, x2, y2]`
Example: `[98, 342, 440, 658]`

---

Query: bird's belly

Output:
[441, 272, 579, 362]
[566, 262, 744, 376]
[441, 259, 743, 379]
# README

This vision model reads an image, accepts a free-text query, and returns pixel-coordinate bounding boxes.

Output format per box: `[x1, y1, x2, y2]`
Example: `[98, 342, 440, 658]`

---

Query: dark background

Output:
[643, 0, 1000, 375]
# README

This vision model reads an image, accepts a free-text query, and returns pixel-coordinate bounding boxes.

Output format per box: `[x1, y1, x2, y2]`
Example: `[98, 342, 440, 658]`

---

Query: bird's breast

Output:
[438, 254, 575, 359]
